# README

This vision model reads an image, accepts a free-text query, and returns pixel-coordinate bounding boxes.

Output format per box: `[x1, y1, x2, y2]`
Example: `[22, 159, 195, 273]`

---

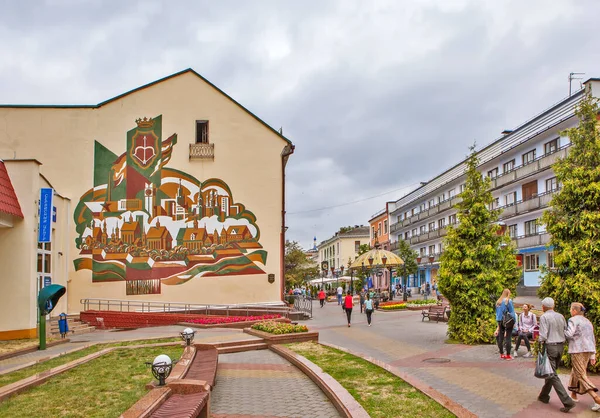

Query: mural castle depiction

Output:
[73, 116, 266, 295]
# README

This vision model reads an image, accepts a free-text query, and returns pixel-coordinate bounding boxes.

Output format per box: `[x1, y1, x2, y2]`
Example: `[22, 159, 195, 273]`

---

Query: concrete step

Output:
[216, 342, 268, 354]
[210, 339, 265, 349]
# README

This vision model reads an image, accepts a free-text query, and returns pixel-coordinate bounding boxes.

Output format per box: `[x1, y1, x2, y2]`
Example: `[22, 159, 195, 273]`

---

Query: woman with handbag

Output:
[564, 302, 600, 411]
[494, 288, 516, 360]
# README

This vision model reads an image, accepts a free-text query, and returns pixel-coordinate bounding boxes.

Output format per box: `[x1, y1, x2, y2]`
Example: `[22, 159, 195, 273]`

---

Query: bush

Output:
[380, 304, 407, 311]
[251, 321, 308, 334]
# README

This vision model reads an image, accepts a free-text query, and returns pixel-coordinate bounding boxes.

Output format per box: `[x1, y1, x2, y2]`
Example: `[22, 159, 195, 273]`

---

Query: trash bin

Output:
[58, 312, 69, 338]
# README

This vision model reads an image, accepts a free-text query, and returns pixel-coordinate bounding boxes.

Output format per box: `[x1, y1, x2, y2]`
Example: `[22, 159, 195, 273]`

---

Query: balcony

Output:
[400, 196, 462, 231]
[514, 232, 550, 249]
[189, 143, 215, 160]
[390, 241, 399, 251]
[498, 189, 557, 221]
[390, 222, 402, 234]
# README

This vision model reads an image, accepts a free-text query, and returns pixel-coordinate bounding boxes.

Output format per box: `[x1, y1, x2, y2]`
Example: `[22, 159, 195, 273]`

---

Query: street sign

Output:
[38, 188, 54, 243]
[43, 276, 52, 287]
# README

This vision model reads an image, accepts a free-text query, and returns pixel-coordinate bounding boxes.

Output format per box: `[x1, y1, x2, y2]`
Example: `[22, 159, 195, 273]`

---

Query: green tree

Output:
[539, 93, 600, 371]
[437, 146, 521, 344]
[284, 240, 319, 289]
[394, 239, 418, 285]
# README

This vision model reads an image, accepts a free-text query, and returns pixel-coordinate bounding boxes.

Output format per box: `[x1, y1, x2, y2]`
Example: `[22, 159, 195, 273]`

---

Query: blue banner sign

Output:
[38, 188, 54, 243]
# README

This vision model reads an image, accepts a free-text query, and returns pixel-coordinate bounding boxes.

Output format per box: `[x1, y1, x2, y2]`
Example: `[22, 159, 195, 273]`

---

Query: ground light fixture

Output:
[147, 354, 175, 386]
[180, 327, 196, 346]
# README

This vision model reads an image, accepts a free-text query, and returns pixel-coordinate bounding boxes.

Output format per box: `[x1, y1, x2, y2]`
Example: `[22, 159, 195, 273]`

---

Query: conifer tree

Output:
[539, 93, 600, 371]
[438, 146, 521, 344]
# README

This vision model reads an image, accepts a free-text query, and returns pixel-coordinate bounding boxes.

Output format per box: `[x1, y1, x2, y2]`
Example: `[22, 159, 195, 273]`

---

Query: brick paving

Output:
[310, 300, 600, 417]
[211, 350, 341, 418]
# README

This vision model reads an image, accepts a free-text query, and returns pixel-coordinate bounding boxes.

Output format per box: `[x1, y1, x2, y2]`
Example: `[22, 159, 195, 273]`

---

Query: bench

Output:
[422, 304, 448, 323]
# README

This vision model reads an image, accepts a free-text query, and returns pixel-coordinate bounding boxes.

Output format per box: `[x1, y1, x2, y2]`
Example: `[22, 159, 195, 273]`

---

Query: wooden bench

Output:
[422, 304, 448, 322]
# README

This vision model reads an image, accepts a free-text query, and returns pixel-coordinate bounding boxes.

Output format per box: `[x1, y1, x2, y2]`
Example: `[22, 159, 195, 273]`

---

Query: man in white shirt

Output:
[337, 286, 343, 305]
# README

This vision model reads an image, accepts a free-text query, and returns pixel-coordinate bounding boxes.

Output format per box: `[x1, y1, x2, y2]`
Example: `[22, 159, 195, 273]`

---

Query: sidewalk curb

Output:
[319, 341, 477, 418]
[270, 344, 369, 418]
[0, 339, 71, 362]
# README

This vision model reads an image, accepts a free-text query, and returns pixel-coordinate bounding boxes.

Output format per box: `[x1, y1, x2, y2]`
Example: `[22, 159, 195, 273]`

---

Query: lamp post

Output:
[402, 263, 408, 301]
[427, 255, 435, 300]
[368, 255, 374, 290]
[147, 354, 175, 386]
[382, 254, 394, 301]
[180, 328, 195, 346]
[416, 256, 422, 295]
[331, 266, 336, 289]
[339, 265, 345, 293]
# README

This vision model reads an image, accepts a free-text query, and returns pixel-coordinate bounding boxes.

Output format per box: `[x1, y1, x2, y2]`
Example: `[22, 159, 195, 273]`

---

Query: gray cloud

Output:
[1, 0, 599, 249]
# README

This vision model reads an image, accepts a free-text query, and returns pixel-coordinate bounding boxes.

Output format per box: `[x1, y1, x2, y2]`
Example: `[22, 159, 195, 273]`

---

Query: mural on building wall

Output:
[73, 116, 267, 295]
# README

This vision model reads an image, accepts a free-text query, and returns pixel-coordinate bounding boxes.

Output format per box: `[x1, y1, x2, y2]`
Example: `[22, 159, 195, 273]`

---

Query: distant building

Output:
[317, 226, 370, 277]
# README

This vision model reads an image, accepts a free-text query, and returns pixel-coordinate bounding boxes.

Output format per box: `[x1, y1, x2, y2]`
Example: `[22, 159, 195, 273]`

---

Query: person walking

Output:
[344, 291, 354, 327]
[318, 288, 326, 308]
[537, 297, 576, 413]
[564, 302, 600, 411]
[337, 285, 343, 306]
[494, 288, 516, 360]
[359, 290, 365, 314]
[364, 293, 374, 326]
[515, 303, 537, 358]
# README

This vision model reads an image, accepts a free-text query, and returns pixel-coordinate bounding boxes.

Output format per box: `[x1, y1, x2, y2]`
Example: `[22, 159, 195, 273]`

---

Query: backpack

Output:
[502, 301, 515, 328]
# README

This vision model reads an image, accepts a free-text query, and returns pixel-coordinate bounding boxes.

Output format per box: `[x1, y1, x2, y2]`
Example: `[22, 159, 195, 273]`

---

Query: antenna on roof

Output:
[569, 72, 585, 96]
[279, 127, 283, 135]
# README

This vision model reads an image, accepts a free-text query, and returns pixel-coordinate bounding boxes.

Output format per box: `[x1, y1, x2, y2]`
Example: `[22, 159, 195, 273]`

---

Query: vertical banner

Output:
[38, 188, 54, 243]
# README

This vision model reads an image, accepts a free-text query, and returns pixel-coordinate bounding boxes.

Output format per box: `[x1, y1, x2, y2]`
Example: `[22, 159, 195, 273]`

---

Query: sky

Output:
[1, 0, 599, 250]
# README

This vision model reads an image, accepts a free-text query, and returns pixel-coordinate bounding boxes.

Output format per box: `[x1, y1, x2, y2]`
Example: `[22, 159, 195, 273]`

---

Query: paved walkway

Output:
[309, 300, 600, 418]
[211, 350, 340, 418]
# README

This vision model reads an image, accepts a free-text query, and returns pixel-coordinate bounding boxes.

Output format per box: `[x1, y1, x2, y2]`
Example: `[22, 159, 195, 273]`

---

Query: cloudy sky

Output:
[1, 0, 599, 249]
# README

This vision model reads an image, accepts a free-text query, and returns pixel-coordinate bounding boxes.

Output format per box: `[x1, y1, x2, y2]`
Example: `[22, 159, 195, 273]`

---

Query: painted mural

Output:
[73, 116, 266, 295]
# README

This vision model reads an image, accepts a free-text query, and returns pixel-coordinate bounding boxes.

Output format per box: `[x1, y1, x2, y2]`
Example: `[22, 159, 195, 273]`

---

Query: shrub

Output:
[380, 304, 407, 311]
[251, 321, 308, 334]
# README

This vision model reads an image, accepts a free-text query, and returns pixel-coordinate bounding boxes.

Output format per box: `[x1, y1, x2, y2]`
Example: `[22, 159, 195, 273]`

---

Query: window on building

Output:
[411, 208, 416, 216]
[449, 214, 457, 224]
[448, 189, 456, 198]
[547, 252, 555, 269]
[438, 243, 443, 253]
[522, 149, 536, 166]
[429, 245, 435, 255]
[384, 220, 388, 234]
[428, 221, 436, 231]
[419, 225, 426, 235]
[489, 197, 499, 210]
[377, 222, 381, 236]
[508, 224, 517, 238]
[438, 193, 446, 204]
[412, 228, 417, 236]
[524, 254, 539, 271]
[504, 192, 517, 206]
[355, 241, 360, 253]
[419, 247, 426, 256]
[333, 245, 335, 256]
[196, 121, 209, 144]
[487, 168, 499, 179]
[524, 219, 538, 236]
[337, 242, 339, 254]
[372, 226, 375, 238]
[438, 218, 445, 229]
[405, 211, 409, 219]
[405, 232, 410, 240]
[544, 138, 558, 155]
[459, 184, 466, 193]
[428, 199, 435, 208]
[503, 159, 515, 173]
[546, 177, 558, 192]
[398, 215, 402, 222]
[420, 203, 426, 212]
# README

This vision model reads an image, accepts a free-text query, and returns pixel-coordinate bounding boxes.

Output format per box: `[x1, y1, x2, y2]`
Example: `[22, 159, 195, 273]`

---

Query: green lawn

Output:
[0, 337, 180, 388]
[288, 342, 455, 418]
[0, 345, 183, 418]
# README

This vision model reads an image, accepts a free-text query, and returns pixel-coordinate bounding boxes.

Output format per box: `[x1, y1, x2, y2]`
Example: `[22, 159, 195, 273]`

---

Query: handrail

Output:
[80, 298, 289, 318]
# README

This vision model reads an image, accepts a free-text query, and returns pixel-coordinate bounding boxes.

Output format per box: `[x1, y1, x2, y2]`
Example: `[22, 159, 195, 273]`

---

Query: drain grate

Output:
[422, 357, 451, 363]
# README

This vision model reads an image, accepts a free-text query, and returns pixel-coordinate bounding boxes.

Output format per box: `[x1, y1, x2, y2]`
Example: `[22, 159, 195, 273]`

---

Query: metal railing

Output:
[292, 295, 313, 318]
[189, 143, 215, 160]
[80, 298, 289, 317]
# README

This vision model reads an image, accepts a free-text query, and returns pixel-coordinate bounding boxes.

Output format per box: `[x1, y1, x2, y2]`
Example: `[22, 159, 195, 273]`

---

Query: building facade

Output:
[0, 69, 294, 338]
[388, 79, 600, 292]
[317, 226, 370, 278]
[368, 206, 393, 288]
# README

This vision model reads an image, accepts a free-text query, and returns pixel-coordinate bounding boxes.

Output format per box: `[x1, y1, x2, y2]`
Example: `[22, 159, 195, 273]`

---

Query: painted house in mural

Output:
[0, 68, 294, 338]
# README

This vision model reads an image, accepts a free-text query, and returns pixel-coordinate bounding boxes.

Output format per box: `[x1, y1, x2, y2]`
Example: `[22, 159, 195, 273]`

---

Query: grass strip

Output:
[0, 337, 179, 388]
[288, 342, 455, 418]
[0, 345, 183, 418]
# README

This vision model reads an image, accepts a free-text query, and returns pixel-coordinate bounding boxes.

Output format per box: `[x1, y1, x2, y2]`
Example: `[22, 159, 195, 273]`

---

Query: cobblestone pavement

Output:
[211, 350, 341, 418]
[0, 326, 258, 373]
[308, 300, 600, 418]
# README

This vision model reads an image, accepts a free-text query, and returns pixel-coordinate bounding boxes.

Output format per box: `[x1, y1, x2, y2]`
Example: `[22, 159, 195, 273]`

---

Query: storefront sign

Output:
[38, 188, 54, 243]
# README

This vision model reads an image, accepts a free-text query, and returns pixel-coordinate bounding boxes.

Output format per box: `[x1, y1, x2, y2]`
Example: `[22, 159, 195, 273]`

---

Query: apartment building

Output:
[388, 78, 600, 293]
[317, 226, 370, 277]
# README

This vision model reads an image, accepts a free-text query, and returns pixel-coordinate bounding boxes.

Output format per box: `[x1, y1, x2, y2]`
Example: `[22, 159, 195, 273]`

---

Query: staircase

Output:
[49, 314, 96, 337]
[212, 339, 268, 353]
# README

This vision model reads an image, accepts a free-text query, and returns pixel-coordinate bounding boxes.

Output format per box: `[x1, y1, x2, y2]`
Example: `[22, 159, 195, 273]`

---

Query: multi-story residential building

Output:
[388, 78, 600, 294]
[317, 226, 370, 278]
[368, 205, 393, 288]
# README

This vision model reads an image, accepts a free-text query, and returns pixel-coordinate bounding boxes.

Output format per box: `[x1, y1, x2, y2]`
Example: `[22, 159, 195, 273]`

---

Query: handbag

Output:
[502, 302, 515, 328]
[534, 345, 554, 379]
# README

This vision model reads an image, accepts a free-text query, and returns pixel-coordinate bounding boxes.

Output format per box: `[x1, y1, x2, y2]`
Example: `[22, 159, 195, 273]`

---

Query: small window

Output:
[524, 219, 538, 236]
[420, 203, 426, 212]
[459, 184, 466, 193]
[448, 189, 456, 198]
[489, 197, 499, 210]
[384, 220, 388, 234]
[503, 160, 515, 173]
[508, 224, 517, 238]
[420, 247, 426, 256]
[428, 245, 435, 255]
[544, 138, 558, 155]
[405, 232, 410, 240]
[504, 192, 517, 206]
[546, 177, 558, 192]
[547, 252, 555, 269]
[487, 168, 499, 179]
[437, 243, 443, 253]
[522, 149, 536, 166]
[419, 225, 426, 235]
[524, 254, 539, 271]
[411, 208, 416, 216]
[412, 228, 417, 236]
[438, 218, 445, 229]
[428, 221, 435, 231]
[372, 226, 376, 238]
[428, 199, 435, 208]
[355, 241, 360, 253]
[405, 211, 409, 219]
[196, 121, 209, 144]
[449, 214, 457, 224]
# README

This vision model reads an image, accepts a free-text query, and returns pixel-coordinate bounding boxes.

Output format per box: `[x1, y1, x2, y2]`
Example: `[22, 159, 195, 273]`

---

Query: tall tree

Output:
[539, 93, 600, 371]
[284, 240, 319, 289]
[438, 146, 521, 344]
[394, 239, 418, 284]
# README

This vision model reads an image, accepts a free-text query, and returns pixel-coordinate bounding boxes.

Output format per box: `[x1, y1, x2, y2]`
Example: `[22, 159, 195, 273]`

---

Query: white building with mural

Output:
[0, 69, 294, 339]
[388, 78, 600, 294]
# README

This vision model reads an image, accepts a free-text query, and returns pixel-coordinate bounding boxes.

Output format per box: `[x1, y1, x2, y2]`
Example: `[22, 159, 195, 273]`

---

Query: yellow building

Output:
[0, 69, 294, 339]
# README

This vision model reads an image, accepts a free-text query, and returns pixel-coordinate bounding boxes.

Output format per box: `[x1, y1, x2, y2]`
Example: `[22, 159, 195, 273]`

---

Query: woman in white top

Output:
[364, 293, 374, 327]
[514, 303, 537, 358]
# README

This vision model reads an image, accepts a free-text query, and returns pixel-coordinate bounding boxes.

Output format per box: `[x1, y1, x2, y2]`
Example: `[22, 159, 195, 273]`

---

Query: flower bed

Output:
[251, 321, 308, 334]
[407, 299, 439, 305]
[185, 314, 281, 325]
[380, 303, 407, 311]
[378, 300, 406, 307]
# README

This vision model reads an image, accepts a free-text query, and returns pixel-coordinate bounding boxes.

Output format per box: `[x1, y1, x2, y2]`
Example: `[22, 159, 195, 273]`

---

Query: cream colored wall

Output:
[339, 236, 370, 268]
[0, 161, 39, 333]
[0, 72, 288, 312]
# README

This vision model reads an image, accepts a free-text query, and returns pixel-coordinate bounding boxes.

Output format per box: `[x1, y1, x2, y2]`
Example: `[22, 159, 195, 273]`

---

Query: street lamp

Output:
[180, 328, 195, 346]
[382, 254, 394, 301]
[147, 354, 175, 386]
[425, 255, 435, 300]
[331, 266, 336, 289]
[339, 265, 345, 293]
